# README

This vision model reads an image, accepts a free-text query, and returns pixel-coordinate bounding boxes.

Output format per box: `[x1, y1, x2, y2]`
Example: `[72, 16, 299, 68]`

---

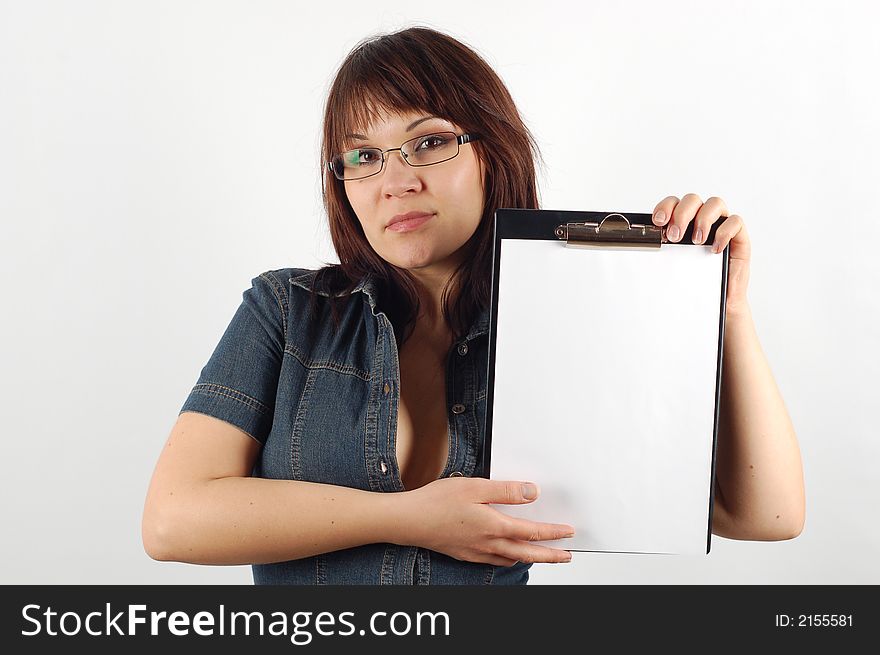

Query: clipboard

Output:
[482, 209, 729, 555]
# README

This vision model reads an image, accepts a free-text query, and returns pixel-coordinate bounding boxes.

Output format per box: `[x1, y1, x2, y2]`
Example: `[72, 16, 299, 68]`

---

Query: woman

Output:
[142, 26, 805, 585]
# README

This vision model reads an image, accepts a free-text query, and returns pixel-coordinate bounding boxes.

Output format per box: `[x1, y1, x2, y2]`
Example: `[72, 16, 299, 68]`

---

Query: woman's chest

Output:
[257, 312, 487, 490]
[394, 340, 451, 491]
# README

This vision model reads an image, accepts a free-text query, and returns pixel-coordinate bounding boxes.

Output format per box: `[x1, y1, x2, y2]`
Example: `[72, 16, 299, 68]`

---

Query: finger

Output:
[710, 214, 745, 255]
[491, 538, 573, 564]
[483, 555, 520, 567]
[666, 193, 702, 243]
[500, 516, 575, 542]
[482, 479, 541, 505]
[652, 195, 679, 226]
[692, 196, 729, 245]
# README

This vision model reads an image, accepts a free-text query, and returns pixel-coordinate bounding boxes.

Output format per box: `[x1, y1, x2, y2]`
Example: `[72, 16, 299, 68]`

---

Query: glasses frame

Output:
[327, 131, 481, 181]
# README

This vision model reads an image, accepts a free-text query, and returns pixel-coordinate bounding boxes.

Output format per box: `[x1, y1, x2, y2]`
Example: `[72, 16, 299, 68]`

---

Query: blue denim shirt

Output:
[179, 267, 531, 585]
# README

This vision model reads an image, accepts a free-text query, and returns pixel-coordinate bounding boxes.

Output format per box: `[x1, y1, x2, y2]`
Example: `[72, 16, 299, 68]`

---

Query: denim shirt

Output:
[179, 267, 531, 585]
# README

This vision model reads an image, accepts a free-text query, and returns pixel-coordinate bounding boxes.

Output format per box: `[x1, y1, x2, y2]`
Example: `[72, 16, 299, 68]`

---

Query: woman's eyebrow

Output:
[405, 115, 443, 132]
[344, 115, 446, 141]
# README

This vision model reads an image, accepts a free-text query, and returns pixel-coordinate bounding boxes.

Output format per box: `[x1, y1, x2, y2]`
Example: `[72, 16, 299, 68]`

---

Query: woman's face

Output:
[342, 109, 486, 276]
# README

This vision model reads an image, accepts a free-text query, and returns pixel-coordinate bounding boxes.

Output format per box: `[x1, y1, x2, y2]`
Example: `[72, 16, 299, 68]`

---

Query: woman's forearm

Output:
[143, 477, 409, 565]
[712, 304, 806, 540]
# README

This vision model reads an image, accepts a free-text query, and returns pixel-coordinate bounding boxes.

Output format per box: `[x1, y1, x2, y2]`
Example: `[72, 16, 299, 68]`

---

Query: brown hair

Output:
[313, 25, 543, 346]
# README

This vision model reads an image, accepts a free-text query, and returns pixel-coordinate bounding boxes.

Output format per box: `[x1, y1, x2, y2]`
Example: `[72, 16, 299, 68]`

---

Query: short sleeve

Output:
[179, 270, 288, 444]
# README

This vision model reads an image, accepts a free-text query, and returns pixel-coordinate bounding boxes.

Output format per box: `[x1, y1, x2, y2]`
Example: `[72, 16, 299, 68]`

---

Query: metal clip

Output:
[555, 213, 664, 248]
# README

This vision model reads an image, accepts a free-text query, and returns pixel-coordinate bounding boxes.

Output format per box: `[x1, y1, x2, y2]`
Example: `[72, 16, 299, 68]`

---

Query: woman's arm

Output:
[142, 412, 397, 564]
[652, 193, 806, 542]
[711, 304, 806, 540]
[142, 412, 574, 566]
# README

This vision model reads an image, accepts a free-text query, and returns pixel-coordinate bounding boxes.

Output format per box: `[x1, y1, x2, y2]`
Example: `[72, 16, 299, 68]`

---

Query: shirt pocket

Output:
[287, 363, 374, 491]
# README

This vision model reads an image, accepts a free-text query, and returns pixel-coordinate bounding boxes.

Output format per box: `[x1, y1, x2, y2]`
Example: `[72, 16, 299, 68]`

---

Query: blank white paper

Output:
[488, 239, 724, 554]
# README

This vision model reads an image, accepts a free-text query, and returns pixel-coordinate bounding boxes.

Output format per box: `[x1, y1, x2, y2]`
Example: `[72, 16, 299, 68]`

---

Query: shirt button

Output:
[383, 382, 390, 394]
[379, 459, 388, 474]
[448, 471, 464, 478]
[457, 342, 469, 356]
[451, 403, 466, 414]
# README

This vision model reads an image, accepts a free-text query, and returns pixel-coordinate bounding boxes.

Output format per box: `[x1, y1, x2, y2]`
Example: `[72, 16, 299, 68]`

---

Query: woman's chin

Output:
[386, 247, 443, 271]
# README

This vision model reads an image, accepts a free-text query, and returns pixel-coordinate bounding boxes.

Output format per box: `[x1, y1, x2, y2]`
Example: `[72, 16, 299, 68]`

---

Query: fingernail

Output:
[668, 224, 680, 241]
[562, 554, 572, 563]
[694, 228, 703, 244]
[521, 483, 537, 500]
[654, 210, 666, 224]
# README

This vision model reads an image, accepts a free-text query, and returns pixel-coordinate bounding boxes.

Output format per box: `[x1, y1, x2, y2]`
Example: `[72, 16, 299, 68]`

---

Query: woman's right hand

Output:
[397, 477, 575, 567]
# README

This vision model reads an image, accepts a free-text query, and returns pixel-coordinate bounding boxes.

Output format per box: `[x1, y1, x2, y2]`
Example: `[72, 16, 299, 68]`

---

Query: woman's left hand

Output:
[652, 193, 751, 317]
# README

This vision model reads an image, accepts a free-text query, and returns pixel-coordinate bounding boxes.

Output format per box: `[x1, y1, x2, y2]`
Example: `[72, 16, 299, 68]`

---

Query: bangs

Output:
[336, 94, 424, 149]
[327, 41, 461, 152]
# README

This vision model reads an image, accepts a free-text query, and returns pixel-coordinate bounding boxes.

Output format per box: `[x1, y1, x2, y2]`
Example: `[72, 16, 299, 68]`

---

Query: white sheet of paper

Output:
[488, 239, 724, 554]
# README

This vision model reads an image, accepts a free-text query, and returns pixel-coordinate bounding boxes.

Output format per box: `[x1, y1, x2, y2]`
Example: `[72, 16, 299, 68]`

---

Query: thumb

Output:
[487, 480, 540, 504]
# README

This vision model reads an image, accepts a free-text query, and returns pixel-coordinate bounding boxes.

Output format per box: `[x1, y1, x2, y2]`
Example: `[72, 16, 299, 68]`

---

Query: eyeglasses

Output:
[327, 131, 480, 181]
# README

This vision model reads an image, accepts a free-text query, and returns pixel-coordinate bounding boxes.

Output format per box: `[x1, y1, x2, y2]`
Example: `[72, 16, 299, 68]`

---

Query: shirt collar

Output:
[465, 304, 490, 341]
[289, 269, 381, 312]
[290, 269, 489, 339]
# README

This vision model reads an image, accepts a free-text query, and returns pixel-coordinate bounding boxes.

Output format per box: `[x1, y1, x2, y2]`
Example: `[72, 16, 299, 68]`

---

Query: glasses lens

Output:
[402, 132, 458, 166]
[333, 148, 383, 180]
[330, 132, 460, 180]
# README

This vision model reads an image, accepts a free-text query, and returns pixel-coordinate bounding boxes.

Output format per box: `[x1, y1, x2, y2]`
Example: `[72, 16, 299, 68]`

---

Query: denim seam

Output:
[289, 368, 317, 481]
[283, 344, 370, 380]
[189, 383, 270, 414]
[364, 333, 383, 493]
[404, 547, 418, 585]
[466, 356, 480, 476]
[417, 548, 431, 585]
[443, 348, 457, 476]
[380, 547, 395, 585]
[316, 554, 327, 585]
[462, 359, 479, 478]
[484, 565, 496, 585]
[260, 271, 289, 339]
[382, 315, 404, 492]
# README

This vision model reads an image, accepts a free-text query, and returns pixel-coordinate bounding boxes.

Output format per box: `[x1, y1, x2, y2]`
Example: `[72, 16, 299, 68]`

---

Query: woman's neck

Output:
[409, 246, 468, 320]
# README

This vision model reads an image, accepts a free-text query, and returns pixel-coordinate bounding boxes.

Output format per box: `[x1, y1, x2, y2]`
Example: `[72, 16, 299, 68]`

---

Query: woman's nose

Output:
[381, 150, 422, 193]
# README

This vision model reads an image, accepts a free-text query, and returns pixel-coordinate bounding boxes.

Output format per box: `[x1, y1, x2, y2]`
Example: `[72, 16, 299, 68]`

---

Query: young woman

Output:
[142, 26, 805, 585]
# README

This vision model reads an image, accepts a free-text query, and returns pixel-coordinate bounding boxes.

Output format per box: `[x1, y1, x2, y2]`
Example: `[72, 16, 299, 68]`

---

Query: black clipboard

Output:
[482, 209, 729, 555]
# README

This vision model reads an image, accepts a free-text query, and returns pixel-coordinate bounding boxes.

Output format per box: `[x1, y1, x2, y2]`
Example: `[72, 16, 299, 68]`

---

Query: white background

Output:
[1, 0, 877, 584]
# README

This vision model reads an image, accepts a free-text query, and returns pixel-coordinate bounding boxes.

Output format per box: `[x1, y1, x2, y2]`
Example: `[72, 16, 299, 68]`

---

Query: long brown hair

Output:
[314, 26, 543, 346]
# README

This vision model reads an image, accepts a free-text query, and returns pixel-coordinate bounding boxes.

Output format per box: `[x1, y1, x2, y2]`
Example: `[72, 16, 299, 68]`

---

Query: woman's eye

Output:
[347, 150, 379, 166]
[416, 134, 447, 150]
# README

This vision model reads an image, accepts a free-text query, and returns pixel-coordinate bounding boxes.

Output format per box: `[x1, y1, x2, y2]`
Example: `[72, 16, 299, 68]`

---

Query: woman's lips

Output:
[386, 213, 435, 232]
